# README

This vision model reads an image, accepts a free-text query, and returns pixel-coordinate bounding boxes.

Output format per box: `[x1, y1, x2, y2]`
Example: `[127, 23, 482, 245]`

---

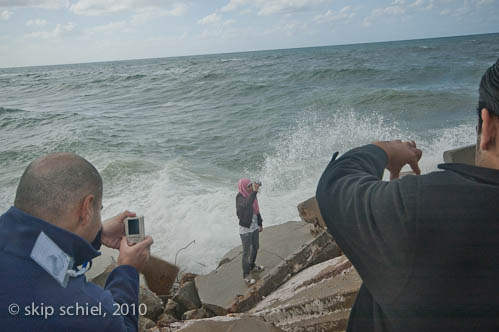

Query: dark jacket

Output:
[0, 206, 139, 332]
[316, 144, 499, 332]
[236, 192, 262, 228]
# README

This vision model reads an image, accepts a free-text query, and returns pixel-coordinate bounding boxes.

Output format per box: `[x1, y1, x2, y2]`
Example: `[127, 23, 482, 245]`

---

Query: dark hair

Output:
[477, 58, 499, 134]
[14, 153, 103, 221]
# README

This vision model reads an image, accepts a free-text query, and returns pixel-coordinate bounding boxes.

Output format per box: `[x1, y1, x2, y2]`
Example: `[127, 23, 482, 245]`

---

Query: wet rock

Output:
[140, 286, 164, 321]
[172, 281, 201, 316]
[139, 316, 156, 332]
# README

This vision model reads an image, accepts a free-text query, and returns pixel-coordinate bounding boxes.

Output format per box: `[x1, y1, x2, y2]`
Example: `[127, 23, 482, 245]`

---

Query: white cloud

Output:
[130, 3, 188, 25]
[198, 13, 221, 25]
[314, 6, 356, 24]
[70, 0, 185, 16]
[26, 18, 48, 26]
[0, 0, 68, 9]
[0, 9, 11, 19]
[85, 21, 128, 35]
[25, 22, 74, 39]
[221, 0, 324, 16]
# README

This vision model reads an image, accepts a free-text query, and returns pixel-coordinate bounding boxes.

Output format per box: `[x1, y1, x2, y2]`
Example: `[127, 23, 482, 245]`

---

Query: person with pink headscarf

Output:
[236, 178, 264, 285]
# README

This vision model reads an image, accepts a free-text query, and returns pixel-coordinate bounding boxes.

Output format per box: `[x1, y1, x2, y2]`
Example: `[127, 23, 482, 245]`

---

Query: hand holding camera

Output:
[253, 181, 262, 192]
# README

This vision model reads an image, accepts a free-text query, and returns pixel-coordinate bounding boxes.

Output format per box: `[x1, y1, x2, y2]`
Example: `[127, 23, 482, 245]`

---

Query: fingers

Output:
[120, 210, 136, 220]
[135, 236, 154, 250]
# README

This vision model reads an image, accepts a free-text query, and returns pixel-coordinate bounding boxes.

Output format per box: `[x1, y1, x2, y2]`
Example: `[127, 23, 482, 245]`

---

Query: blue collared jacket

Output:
[0, 207, 139, 332]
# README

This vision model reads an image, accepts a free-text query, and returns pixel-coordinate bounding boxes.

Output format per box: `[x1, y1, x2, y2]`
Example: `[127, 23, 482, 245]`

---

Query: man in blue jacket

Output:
[0, 152, 153, 331]
[316, 59, 499, 331]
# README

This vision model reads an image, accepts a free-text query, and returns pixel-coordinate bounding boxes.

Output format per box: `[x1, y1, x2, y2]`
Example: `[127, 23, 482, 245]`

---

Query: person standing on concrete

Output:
[316, 59, 499, 331]
[236, 178, 264, 285]
[0, 153, 153, 331]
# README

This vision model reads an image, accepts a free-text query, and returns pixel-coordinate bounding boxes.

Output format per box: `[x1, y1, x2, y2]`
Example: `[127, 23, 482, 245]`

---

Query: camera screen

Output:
[128, 219, 140, 235]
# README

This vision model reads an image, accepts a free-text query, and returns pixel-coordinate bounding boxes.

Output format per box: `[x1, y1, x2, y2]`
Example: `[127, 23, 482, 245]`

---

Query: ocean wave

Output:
[0, 107, 25, 114]
[286, 67, 385, 82]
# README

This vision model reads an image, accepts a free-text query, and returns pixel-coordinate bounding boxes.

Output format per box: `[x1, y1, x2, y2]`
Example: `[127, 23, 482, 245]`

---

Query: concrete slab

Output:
[195, 221, 341, 313]
[251, 255, 361, 332]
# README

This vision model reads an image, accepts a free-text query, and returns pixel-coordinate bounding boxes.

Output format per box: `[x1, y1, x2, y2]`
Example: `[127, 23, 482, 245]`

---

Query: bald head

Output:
[14, 153, 103, 224]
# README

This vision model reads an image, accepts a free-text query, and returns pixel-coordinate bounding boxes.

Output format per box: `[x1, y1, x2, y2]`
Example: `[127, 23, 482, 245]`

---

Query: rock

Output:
[179, 273, 198, 287]
[142, 256, 180, 296]
[164, 299, 179, 317]
[139, 316, 156, 332]
[140, 286, 164, 321]
[172, 281, 201, 317]
[157, 313, 178, 327]
[182, 307, 207, 320]
[297, 197, 327, 229]
[195, 221, 341, 313]
[89, 261, 116, 288]
[251, 255, 361, 332]
[203, 303, 227, 317]
[159, 295, 172, 304]
[151, 315, 284, 332]
[443, 144, 475, 165]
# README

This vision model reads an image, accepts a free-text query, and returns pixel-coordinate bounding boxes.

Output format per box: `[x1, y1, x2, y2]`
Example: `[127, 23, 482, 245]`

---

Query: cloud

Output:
[85, 21, 128, 35]
[130, 3, 188, 25]
[313, 6, 356, 24]
[198, 13, 221, 25]
[70, 0, 186, 16]
[220, 0, 325, 16]
[0, 9, 11, 19]
[0, 0, 68, 9]
[363, 0, 438, 27]
[25, 22, 74, 39]
[26, 18, 48, 26]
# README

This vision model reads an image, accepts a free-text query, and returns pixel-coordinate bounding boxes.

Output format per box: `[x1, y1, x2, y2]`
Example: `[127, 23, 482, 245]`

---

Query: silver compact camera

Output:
[125, 216, 145, 243]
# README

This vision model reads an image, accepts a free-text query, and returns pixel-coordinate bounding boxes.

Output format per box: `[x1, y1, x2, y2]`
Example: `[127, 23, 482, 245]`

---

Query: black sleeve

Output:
[91, 228, 102, 251]
[316, 144, 418, 303]
[257, 213, 263, 226]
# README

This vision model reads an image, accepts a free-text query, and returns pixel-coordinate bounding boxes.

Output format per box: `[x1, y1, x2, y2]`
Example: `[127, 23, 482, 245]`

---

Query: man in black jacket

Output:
[316, 59, 499, 331]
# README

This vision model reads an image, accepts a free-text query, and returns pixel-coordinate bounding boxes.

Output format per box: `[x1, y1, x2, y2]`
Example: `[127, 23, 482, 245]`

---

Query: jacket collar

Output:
[438, 163, 499, 186]
[0, 206, 101, 266]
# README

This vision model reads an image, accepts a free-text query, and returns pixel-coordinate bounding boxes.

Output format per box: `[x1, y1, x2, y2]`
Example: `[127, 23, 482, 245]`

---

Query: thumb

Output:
[409, 159, 421, 175]
[389, 166, 401, 180]
[119, 236, 129, 250]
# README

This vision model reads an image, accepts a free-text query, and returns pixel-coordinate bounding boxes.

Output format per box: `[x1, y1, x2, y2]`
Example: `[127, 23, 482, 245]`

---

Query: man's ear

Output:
[79, 194, 95, 226]
[479, 108, 498, 151]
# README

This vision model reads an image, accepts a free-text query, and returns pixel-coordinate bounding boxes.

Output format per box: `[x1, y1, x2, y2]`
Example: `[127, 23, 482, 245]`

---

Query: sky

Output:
[0, 0, 498, 68]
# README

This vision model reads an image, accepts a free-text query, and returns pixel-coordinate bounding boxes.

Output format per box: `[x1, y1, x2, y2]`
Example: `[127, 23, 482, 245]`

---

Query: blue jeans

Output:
[240, 229, 259, 277]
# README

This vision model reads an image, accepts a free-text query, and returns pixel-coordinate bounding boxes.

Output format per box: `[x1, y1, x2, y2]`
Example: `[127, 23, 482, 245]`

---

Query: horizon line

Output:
[1, 31, 498, 70]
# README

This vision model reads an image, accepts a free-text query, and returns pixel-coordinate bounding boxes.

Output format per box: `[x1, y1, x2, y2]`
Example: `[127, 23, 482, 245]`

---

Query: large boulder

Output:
[297, 197, 327, 229]
[251, 255, 361, 332]
[172, 281, 201, 317]
[139, 316, 156, 332]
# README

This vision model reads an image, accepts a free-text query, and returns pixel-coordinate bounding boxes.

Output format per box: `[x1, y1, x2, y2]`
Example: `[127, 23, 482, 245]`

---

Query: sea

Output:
[1, 33, 498, 274]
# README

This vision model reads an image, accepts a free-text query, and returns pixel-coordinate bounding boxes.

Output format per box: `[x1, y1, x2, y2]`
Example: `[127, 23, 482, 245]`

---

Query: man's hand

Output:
[258, 226, 263, 233]
[117, 236, 153, 272]
[373, 140, 422, 180]
[102, 211, 136, 249]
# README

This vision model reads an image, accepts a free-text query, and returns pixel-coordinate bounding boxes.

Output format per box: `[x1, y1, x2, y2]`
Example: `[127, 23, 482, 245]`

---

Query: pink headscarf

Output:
[238, 178, 260, 215]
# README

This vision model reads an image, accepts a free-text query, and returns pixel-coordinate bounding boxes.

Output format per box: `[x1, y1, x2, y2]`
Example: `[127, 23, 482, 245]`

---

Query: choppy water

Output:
[1, 33, 498, 273]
